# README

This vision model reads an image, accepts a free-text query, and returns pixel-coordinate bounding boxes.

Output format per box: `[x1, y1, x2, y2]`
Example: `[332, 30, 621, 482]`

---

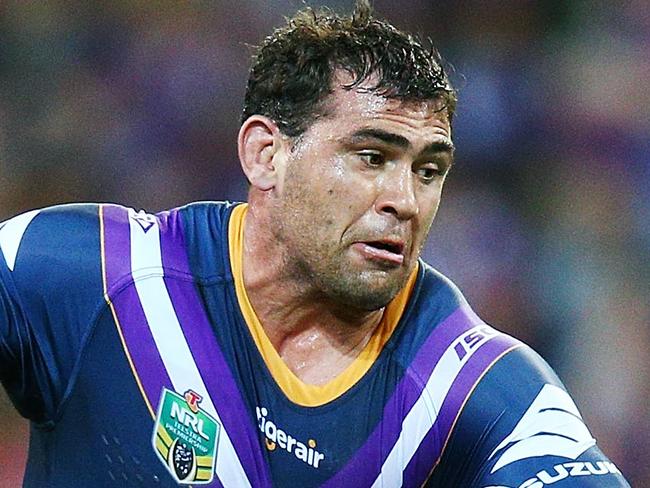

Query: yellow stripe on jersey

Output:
[196, 467, 214, 481]
[157, 424, 173, 446]
[228, 203, 417, 407]
[196, 455, 214, 468]
[155, 434, 170, 459]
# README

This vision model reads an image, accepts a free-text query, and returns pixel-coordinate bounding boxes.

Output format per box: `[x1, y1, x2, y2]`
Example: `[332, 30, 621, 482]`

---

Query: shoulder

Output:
[0, 203, 102, 290]
[0, 204, 106, 421]
[171, 200, 240, 231]
[393, 262, 514, 376]
[400, 267, 629, 485]
[170, 200, 241, 280]
[100, 200, 240, 292]
[163, 200, 241, 282]
[423, 317, 630, 486]
[0, 200, 239, 301]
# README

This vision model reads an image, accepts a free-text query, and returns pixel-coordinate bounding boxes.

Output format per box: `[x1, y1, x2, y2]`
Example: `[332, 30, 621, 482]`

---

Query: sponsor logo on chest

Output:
[256, 406, 325, 469]
[152, 388, 221, 484]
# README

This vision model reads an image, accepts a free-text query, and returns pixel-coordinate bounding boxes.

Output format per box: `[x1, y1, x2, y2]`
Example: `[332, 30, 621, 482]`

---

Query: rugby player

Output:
[0, 1, 631, 486]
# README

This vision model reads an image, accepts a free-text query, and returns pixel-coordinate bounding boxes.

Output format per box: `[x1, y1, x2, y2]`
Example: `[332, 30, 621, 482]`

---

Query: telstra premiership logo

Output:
[153, 388, 220, 484]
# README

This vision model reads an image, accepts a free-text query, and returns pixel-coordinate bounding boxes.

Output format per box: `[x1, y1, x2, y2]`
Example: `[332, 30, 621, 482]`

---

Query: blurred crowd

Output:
[1, 0, 648, 485]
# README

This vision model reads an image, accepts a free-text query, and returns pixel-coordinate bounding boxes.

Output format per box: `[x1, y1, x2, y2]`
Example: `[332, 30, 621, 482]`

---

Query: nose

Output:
[375, 164, 419, 220]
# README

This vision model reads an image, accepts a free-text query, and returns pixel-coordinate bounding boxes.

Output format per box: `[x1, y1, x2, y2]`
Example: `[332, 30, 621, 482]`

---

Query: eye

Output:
[415, 163, 443, 183]
[358, 150, 385, 167]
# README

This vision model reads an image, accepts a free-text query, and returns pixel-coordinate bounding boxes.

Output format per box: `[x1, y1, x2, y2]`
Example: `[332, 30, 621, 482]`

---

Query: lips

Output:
[353, 238, 406, 265]
[365, 239, 404, 255]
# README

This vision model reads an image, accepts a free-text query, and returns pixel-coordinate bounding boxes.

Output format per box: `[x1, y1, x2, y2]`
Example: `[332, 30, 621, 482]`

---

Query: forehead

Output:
[315, 83, 452, 145]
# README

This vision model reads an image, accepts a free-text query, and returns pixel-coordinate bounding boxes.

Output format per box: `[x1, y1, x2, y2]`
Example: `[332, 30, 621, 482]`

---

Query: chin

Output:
[325, 272, 404, 312]
[346, 292, 396, 312]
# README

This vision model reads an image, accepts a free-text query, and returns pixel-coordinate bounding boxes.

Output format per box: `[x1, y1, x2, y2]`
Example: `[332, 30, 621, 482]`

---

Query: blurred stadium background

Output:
[0, 0, 648, 485]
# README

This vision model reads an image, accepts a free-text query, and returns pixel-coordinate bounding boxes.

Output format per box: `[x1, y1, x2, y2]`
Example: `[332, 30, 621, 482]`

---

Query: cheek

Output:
[319, 189, 351, 228]
[424, 180, 445, 213]
[287, 154, 370, 226]
[320, 164, 366, 208]
[414, 188, 443, 236]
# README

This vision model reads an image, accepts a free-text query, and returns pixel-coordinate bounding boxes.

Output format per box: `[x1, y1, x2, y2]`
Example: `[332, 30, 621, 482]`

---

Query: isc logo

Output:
[454, 325, 497, 360]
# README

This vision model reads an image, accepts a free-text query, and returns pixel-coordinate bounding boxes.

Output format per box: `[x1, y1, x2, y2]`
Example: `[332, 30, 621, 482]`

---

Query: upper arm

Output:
[0, 204, 105, 424]
[429, 346, 631, 487]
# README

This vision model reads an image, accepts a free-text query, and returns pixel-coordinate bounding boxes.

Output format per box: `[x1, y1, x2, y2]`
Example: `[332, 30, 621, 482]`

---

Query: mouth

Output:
[353, 239, 405, 266]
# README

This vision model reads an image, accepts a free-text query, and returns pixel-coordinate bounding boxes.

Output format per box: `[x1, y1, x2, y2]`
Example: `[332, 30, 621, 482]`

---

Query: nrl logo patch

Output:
[152, 388, 220, 484]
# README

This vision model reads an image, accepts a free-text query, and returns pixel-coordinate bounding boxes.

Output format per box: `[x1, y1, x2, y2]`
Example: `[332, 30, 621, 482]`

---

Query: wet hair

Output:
[242, 0, 457, 137]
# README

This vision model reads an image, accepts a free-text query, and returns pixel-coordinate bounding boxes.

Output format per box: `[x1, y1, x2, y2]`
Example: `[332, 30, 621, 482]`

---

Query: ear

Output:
[238, 115, 284, 191]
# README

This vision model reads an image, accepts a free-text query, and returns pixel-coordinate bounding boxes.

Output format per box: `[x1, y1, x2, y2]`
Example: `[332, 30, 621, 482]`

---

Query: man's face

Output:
[270, 84, 454, 311]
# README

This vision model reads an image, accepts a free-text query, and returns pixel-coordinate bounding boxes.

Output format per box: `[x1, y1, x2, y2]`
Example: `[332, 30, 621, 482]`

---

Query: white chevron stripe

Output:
[371, 323, 501, 488]
[128, 209, 252, 488]
[489, 384, 595, 473]
[0, 209, 40, 271]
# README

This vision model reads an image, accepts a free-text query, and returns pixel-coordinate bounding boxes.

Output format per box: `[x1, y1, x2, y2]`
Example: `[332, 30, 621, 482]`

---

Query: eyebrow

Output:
[345, 128, 455, 155]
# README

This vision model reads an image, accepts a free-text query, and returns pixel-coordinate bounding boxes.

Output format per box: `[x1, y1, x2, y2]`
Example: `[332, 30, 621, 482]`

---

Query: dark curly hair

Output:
[242, 0, 457, 137]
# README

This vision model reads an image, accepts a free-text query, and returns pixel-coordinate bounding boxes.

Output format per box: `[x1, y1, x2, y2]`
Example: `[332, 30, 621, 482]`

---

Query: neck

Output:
[241, 201, 385, 384]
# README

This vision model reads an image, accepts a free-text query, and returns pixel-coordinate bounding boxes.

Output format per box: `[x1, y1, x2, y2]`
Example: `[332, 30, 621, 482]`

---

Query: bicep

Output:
[431, 346, 630, 487]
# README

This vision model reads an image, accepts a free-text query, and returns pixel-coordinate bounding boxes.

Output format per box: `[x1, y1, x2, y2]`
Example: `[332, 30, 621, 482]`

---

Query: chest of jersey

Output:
[3, 203, 627, 488]
[107, 271, 413, 487]
[93, 203, 520, 488]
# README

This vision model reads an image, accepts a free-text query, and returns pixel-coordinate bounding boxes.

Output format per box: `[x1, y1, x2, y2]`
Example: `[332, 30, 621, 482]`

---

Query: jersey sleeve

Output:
[429, 345, 631, 487]
[0, 204, 105, 425]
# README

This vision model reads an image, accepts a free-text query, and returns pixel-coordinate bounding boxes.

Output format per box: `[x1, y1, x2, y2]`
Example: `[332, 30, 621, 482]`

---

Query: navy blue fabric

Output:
[0, 202, 630, 487]
[427, 347, 627, 487]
